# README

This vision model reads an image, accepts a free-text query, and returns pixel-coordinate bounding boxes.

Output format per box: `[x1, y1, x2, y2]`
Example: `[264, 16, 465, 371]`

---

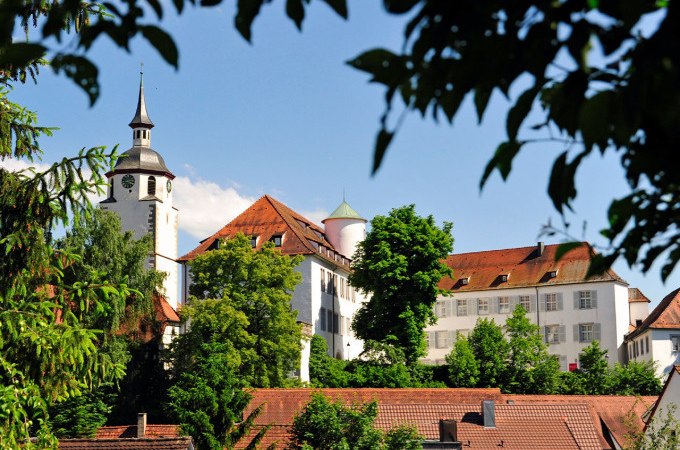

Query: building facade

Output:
[626, 288, 680, 378]
[424, 242, 634, 369]
[178, 196, 368, 382]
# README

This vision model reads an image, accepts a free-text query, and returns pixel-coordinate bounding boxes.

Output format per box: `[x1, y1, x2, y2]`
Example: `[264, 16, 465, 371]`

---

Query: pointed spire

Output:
[129, 68, 154, 129]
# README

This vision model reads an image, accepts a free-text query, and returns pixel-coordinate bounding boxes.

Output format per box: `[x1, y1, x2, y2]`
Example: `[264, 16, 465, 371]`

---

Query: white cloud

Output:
[173, 176, 254, 239]
[299, 208, 329, 227]
[0, 158, 52, 173]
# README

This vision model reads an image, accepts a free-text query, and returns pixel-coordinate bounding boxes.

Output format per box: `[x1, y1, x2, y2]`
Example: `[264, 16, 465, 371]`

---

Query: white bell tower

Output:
[101, 73, 180, 309]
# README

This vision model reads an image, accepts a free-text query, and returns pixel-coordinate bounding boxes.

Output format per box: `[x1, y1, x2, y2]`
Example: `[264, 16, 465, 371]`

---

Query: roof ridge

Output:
[264, 196, 319, 255]
[446, 242, 588, 258]
[627, 287, 680, 340]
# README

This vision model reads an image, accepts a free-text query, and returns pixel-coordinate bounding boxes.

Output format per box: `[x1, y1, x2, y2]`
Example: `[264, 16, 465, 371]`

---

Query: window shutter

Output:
[543, 326, 549, 343]
[559, 355, 568, 371]
[574, 324, 580, 342]
[455, 300, 462, 317]
[591, 291, 598, 308]
[539, 295, 546, 311]
[593, 323, 601, 341]
[556, 293, 563, 311]
[449, 330, 457, 346]
[468, 298, 478, 316]
[490, 298, 498, 314]
[428, 332, 435, 349]
[510, 296, 518, 310]
[559, 325, 566, 343]
[574, 291, 580, 310]
[528, 296, 536, 312]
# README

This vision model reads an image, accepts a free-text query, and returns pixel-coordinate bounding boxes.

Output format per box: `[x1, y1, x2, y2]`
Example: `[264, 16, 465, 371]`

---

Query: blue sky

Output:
[6, 1, 678, 304]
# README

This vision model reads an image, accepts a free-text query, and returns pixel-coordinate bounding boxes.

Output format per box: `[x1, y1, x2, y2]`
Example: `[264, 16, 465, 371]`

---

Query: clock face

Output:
[121, 174, 135, 189]
[167, 180, 172, 193]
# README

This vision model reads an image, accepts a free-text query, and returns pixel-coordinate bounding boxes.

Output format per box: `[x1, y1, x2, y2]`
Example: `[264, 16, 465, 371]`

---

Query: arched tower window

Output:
[147, 176, 156, 196]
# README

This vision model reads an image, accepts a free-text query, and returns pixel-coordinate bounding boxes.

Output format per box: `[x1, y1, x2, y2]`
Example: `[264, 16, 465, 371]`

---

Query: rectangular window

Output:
[250, 236, 258, 248]
[333, 313, 339, 335]
[545, 325, 560, 344]
[498, 297, 510, 314]
[435, 300, 448, 318]
[646, 336, 649, 353]
[478, 298, 489, 315]
[579, 291, 593, 309]
[327, 309, 334, 333]
[327, 272, 334, 294]
[579, 324, 594, 343]
[320, 307, 326, 331]
[519, 295, 531, 311]
[435, 330, 449, 349]
[320, 268, 326, 291]
[457, 299, 467, 316]
[546, 293, 558, 311]
[672, 335, 680, 352]
[270, 235, 282, 247]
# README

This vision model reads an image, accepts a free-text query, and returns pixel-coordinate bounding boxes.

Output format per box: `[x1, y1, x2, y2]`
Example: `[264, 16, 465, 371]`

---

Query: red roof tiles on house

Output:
[178, 195, 350, 268]
[628, 287, 651, 304]
[627, 288, 680, 340]
[96, 424, 180, 439]
[59, 437, 191, 450]
[438, 242, 627, 292]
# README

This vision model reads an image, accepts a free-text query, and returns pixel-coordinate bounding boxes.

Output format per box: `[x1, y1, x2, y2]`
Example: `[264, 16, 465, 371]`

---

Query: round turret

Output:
[322, 200, 367, 260]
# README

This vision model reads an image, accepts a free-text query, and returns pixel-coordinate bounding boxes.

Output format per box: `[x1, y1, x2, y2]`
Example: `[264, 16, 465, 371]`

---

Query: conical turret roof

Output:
[322, 200, 366, 223]
[129, 73, 154, 128]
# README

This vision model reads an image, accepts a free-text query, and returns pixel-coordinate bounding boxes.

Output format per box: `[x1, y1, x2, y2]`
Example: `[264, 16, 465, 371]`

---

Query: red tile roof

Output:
[438, 242, 627, 292]
[238, 389, 648, 450]
[96, 425, 180, 439]
[627, 288, 680, 340]
[628, 288, 651, 303]
[154, 295, 180, 323]
[59, 437, 191, 450]
[178, 195, 350, 268]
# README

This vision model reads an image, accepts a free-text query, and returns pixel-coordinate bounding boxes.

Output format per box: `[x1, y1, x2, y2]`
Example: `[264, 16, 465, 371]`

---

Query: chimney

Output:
[137, 412, 147, 438]
[537, 241, 545, 256]
[482, 400, 496, 428]
[439, 419, 458, 442]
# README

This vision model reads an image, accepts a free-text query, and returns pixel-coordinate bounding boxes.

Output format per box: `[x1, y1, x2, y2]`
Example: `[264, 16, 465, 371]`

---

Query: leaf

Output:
[146, 0, 164, 19]
[0, 43, 46, 71]
[586, 253, 618, 278]
[322, 0, 348, 19]
[473, 87, 492, 124]
[51, 54, 100, 106]
[547, 150, 586, 214]
[235, 0, 265, 42]
[578, 91, 613, 151]
[286, 0, 305, 30]
[507, 84, 541, 140]
[480, 140, 523, 189]
[140, 26, 179, 69]
[347, 49, 406, 86]
[372, 128, 394, 175]
[554, 242, 582, 262]
[384, 0, 420, 14]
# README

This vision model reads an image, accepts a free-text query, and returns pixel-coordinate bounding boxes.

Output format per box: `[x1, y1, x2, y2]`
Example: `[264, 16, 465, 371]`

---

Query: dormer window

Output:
[270, 235, 282, 247]
[250, 236, 258, 248]
[500, 274, 509, 282]
[548, 270, 558, 279]
[461, 277, 469, 285]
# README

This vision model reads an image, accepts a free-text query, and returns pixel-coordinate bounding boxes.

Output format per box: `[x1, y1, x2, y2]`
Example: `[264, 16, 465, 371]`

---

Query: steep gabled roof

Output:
[438, 242, 627, 292]
[59, 438, 191, 450]
[627, 288, 680, 340]
[628, 287, 651, 303]
[178, 195, 351, 268]
[96, 425, 180, 439]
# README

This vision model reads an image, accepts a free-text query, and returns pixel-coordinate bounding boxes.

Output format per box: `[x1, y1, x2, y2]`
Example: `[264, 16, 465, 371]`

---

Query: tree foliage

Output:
[626, 406, 680, 450]
[446, 334, 479, 388]
[468, 318, 510, 389]
[288, 393, 422, 450]
[350, 205, 453, 365]
[182, 233, 303, 388]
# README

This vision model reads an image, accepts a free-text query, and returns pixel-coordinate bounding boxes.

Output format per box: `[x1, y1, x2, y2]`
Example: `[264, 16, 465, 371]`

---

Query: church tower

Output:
[101, 74, 180, 309]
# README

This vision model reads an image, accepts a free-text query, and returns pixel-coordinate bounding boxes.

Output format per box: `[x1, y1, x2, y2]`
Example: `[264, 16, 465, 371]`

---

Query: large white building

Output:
[625, 288, 680, 378]
[423, 242, 644, 370]
[178, 196, 368, 382]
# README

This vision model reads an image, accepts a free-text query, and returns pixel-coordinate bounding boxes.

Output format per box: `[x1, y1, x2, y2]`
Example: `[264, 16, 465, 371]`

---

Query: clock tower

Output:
[101, 74, 180, 309]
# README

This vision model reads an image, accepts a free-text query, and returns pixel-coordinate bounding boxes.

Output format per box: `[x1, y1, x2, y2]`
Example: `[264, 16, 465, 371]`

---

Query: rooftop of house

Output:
[626, 288, 680, 340]
[628, 287, 651, 304]
[58, 437, 192, 450]
[96, 424, 180, 439]
[236, 388, 653, 450]
[438, 242, 627, 292]
[178, 195, 352, 268]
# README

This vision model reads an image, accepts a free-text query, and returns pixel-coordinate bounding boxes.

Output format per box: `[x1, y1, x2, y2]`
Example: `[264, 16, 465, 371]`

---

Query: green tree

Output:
[309, 335, 349, 388]
[505, 306, 560, 394]
[48, 388, 116, 439]
[350, 205, 453, 365]
[347, 340, 415, 388]
[609, 361, 662, 396]
[288, 393, 422, 450]
[445, 334, 480, 388]
[626, 406, 680, 450]
[578, 341, 611, 395]
[468, 319, 509, 389]
[186, 233, 303, 387]
[167, 342, 269, 450]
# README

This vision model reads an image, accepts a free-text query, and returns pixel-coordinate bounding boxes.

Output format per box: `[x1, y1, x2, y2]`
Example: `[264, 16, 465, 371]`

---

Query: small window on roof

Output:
[548, 270, 558, 278]
[461, 277, 469, 285]
[270, 235, 282, 247]
[250, 236, 258, 248]
[500, 274, 508, 282]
